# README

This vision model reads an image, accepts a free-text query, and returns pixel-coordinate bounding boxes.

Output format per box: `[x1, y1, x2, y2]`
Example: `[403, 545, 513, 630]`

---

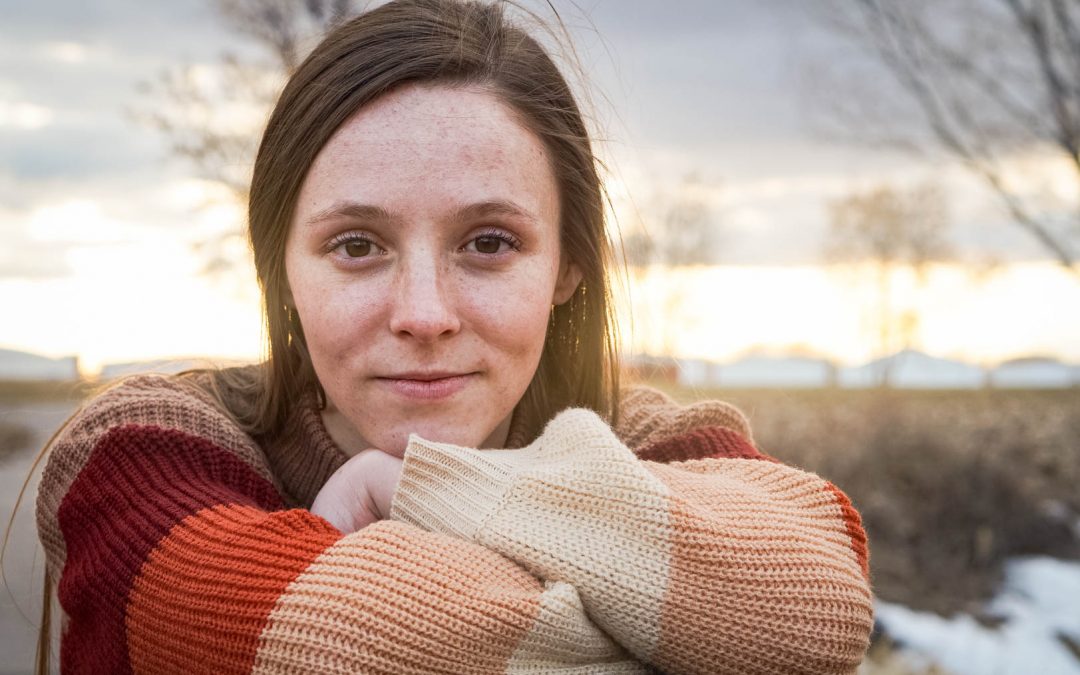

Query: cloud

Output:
[0, 121, 164, 181]
[0, 100, 54, 129]
[41, 41, 92, 64]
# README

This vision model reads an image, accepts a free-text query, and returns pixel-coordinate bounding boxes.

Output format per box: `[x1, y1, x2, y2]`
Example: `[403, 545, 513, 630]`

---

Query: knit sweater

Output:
[35, 372, 873, 675]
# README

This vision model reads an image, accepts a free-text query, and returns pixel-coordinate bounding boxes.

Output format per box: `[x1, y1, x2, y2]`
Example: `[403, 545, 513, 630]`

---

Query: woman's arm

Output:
[389, 387, 874, 675]
[35, 375, 646, 674]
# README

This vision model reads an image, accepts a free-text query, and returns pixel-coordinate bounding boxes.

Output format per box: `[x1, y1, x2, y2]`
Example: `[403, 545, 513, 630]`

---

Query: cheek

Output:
[460, 268, 553, 361]
[288, 265, 384, 365]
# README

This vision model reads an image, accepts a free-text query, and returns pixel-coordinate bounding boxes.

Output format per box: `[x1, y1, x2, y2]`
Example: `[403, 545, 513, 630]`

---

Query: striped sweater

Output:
[35, 373, 873, 674]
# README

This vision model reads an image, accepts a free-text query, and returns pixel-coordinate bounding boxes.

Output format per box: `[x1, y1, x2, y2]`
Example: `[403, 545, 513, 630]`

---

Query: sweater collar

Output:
[265, 391, 532, 509]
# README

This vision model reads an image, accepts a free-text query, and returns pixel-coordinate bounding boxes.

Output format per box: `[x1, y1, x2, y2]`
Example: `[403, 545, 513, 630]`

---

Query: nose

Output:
[388, 257, 461, 342]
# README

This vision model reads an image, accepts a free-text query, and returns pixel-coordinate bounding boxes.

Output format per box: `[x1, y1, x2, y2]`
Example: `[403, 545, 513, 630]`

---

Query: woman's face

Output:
[285, 83, 581, 457]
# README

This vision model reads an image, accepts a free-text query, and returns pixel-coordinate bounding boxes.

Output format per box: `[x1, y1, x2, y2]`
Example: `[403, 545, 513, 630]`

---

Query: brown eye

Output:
[344, 240, 372, 257]
[474, 236, 502, 254]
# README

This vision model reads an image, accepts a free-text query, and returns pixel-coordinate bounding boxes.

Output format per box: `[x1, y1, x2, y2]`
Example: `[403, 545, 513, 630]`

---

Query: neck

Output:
[320, 402, 516, 459]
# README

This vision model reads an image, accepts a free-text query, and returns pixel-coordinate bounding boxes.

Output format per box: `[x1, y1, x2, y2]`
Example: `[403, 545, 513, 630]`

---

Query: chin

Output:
[410, 423, 481, 448]
[372, 420, 483, 459]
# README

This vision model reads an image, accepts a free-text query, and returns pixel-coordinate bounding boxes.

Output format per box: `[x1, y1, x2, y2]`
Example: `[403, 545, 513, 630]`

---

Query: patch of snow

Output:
[876, 557, 1080, 675]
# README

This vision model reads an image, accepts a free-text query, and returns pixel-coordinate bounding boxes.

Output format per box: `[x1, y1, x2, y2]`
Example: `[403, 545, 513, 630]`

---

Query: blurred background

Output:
[2, 0, 1079, 673]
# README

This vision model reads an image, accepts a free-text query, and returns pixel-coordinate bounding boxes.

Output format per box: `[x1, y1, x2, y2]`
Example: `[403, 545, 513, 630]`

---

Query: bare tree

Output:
[826, 182, 953, 386]
[133, 0, 360, 272]
[623, 175, 720, 270]
[622, 173, 723, 356]
[807, 0, 1080, 273]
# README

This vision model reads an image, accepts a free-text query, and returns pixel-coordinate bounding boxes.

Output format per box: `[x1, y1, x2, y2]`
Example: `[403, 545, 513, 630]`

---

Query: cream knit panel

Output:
[391, 409, 675, 662]
[504, 580, 649, 674]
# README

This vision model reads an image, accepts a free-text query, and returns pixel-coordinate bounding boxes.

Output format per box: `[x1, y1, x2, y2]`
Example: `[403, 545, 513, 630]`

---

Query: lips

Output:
[376, 371, 477, 400]
[381, 371, 471, 381]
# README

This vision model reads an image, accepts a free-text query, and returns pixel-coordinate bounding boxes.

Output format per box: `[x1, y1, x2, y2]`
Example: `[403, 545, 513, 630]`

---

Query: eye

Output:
[344, 240, 373, 258]
[464, 229, 522, 256]
[327, 233, 383, 259]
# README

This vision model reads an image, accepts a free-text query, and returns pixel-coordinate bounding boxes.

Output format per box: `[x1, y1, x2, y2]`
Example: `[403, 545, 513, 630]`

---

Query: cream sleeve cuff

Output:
[388, 408, 639, 541]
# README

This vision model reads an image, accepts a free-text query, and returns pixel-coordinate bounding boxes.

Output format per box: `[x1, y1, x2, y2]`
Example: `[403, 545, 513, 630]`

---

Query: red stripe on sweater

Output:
[126, 504, 340, 674]
[636, 425, 781, 464]
[823, 482, 871, 581]
[56, 424, 285, 675]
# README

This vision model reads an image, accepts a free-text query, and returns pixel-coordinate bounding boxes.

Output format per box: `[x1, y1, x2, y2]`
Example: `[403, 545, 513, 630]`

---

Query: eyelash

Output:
[468, 227, 523, 255]
[325, 228, 523, 259]
[325, 232, 382, 258]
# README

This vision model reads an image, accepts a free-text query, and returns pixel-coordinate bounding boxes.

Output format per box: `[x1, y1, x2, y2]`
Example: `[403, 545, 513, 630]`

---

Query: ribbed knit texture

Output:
[35, 373, 873, 674]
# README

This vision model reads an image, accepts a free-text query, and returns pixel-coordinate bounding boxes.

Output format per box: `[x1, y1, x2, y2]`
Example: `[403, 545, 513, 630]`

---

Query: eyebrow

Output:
[453, 200, 541, 225]
[304, 202, 394, 228]
[303, 199, 541, 228]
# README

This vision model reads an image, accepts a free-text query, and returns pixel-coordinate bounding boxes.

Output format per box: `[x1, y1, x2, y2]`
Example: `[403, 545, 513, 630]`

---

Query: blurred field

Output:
[2, 380, 1078, 673]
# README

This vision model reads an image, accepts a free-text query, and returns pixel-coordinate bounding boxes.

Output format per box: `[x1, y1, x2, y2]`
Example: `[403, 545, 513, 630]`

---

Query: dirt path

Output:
[1, 402, 79, 675]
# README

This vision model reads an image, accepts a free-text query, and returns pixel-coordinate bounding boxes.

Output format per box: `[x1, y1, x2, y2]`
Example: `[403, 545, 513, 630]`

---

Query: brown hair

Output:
[21, 0, 622, 670]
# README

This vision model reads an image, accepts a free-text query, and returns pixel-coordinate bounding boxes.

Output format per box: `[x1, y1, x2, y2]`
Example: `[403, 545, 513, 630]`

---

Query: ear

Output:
[551, 258, 583, 305]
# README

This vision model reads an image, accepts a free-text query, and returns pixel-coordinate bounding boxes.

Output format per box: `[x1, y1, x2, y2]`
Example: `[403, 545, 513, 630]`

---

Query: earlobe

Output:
[552, 261, 583, 305]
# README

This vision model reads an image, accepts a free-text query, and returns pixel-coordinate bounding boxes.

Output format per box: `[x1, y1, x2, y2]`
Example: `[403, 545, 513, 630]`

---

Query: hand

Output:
[310, 448, 404, 534]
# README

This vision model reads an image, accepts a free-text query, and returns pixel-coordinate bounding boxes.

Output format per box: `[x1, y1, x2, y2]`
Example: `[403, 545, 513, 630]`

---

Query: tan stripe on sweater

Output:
[253, 520, 542, 675]
[615, 385, 754, 451]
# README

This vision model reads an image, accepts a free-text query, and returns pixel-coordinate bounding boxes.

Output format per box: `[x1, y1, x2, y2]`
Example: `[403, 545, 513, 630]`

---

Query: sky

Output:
[1, 0, 1078, 373]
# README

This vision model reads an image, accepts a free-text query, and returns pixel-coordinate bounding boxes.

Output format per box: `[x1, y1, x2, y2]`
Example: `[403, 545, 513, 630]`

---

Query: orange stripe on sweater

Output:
[823, 482, 871, 581]
[125, 503, 340, 675]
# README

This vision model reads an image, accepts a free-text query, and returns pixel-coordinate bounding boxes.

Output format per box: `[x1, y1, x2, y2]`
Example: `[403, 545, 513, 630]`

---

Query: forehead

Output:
[298, 83, 556, 215]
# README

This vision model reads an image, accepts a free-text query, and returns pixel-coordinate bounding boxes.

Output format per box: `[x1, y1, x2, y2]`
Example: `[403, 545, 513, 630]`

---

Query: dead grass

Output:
[0, 420, 34, 464]
[0, 379, 95, 404]
[651, 383, 1080, 618]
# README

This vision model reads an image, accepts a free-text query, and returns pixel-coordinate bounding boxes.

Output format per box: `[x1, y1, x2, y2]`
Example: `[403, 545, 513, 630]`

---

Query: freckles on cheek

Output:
[298, 286, 375, 364]
[469, 277, 552, 355]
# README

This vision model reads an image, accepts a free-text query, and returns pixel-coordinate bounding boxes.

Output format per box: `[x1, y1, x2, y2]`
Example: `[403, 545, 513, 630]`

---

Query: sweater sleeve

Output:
[389, 387, 874, 675]
[35, 376, 648, 675]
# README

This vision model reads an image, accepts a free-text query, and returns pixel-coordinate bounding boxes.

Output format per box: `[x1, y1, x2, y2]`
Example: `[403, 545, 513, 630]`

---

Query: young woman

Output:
[32, 0, 873, 672]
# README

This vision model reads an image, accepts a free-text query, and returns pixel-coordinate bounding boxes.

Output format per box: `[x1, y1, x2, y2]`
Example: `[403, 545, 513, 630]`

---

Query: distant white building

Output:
[675, 358, 715, 387]
[636, 350, 1077, 389]
[838, 350, 986, 389]
[990, 357, 1078, 389]
[712, 355, 836, 389]
[0, 348, 80, 381]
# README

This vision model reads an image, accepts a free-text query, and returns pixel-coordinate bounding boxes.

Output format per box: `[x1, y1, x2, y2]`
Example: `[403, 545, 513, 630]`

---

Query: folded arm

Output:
[390, 388, 874, 675]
